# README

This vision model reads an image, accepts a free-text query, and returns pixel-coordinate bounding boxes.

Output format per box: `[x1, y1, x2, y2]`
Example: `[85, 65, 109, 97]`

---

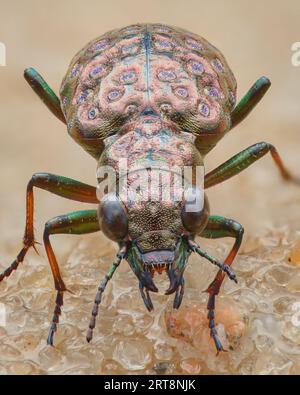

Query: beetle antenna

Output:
[188, 239, 238, 283]
[86, 244, 127, 343]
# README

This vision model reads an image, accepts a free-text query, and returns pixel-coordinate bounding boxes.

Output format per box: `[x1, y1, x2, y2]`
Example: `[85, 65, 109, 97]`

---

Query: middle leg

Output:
[42, 209, 99, 345]
[0, 173, 98, 284]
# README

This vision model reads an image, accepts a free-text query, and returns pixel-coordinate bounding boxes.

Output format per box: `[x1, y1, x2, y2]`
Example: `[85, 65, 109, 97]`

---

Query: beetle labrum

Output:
[1, 24, 299, 353]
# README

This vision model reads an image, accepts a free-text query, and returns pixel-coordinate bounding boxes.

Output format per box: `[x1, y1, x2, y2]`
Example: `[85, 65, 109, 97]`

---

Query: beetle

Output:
[1, 23, 299, 353]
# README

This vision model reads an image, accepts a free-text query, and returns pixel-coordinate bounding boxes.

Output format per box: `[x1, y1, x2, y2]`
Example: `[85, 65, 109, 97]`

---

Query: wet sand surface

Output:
[0, 0, 300, 374]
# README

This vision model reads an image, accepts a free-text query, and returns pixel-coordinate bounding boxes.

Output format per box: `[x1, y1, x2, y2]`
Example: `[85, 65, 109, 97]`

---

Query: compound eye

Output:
[98, 193, 128, 241]
[181, 187, 210, 234]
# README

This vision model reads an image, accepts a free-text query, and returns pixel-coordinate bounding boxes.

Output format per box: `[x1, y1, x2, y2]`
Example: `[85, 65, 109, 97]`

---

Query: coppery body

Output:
[1, 24, 298, 353]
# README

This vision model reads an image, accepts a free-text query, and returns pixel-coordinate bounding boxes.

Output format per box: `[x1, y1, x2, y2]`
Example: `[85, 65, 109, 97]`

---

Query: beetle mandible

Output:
[1, 23, 299, 353]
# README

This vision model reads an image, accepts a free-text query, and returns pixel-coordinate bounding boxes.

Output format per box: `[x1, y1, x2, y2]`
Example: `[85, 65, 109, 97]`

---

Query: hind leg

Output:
[200, 215, 244, 353]
[24, 68, 66, 124]
[230, 76, 271, 129]
[43, 210, 99, 345]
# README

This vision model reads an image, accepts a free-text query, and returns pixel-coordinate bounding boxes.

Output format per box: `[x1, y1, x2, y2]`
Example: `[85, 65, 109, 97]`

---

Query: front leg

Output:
[0, 173, 98, 283]
[43, 210, 100, 345]
[204, 141, 300, 189]
[199, 216, 244, 353]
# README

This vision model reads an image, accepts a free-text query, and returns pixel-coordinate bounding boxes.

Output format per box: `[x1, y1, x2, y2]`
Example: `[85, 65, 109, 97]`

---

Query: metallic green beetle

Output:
[1, 24, 298, 353]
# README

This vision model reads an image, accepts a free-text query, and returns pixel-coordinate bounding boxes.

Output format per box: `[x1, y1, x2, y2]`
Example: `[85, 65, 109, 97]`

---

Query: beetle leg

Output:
[207, 294, 225, 354]
[204, 141, 300, 189]
[0, 173, 98, 284]
[139, 282, 154, 312]
[199, 216, 244, 290]
[86, 244, 127, 343]
[43, 210, 99, 345]
[230, 76, 271, 129]
[199, 216, 244, 354]
[24, 68, 66, 124]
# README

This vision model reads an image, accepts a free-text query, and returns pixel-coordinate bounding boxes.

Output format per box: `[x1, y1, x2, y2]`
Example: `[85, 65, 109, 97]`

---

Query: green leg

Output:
[24, 68, 66, 124]
[204, 141, 299, 189]
[43, 210, 99, 345]
[86, 244, 127, 343]
[199, 215, 244, 353]
[0, 173, 98, 283]
[230, 76, 271, 129]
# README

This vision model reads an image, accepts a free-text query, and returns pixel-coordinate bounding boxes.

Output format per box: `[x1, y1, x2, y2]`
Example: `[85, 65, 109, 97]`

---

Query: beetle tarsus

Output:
[0, 239, 38, 283]
[47, 290, 64, 346]
[47, 327, 55, 346]
[207, 294, 227, 354]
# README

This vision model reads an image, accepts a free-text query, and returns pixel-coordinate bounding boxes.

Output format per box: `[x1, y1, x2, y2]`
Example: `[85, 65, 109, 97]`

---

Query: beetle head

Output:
[98, 188, 209, 297]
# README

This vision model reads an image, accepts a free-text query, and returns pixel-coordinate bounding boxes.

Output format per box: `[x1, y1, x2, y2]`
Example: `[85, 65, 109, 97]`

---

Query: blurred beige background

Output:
[0, 0, 300, 257]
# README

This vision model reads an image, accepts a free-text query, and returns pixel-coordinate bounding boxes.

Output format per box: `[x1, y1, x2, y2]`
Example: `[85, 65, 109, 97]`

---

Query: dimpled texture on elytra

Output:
[60, 24, 237, 146]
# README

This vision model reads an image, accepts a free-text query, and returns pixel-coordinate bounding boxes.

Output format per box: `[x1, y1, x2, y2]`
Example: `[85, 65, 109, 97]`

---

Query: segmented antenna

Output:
[188, 239, 238, 283]
[86, 244, 127, 343]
